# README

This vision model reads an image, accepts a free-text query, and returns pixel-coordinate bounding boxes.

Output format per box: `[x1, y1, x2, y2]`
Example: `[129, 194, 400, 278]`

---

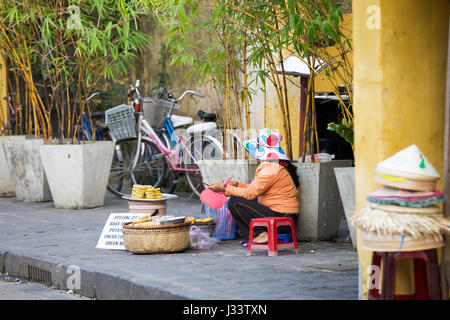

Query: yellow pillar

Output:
[353, 0, 449, 299]
[0, 51, 7, 133]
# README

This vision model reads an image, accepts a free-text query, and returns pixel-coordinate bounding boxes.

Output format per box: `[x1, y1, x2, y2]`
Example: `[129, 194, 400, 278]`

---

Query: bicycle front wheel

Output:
[183, 136, 224, 197]
[131, 139, 167, 189]
[107, 139, 138, 197]
[159, 131, 178, 194]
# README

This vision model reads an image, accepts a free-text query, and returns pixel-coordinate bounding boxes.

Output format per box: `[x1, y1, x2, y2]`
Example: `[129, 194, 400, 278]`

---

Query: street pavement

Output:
[0, 191, 358, 300]
[0, 275, 89, 300]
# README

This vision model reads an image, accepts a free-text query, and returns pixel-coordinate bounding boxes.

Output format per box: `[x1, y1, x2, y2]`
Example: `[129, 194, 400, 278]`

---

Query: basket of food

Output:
[122, 216, 191, 254]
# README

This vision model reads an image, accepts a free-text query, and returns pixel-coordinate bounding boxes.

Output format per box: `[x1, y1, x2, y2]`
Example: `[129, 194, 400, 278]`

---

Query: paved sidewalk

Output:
[0, 275, 89, 300]
[0, 192, 358, 300]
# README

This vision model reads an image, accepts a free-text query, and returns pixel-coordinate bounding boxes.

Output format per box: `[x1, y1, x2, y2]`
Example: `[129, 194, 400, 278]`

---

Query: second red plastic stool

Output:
[368, 249, 441, 300]
[248, 217, 298, 256]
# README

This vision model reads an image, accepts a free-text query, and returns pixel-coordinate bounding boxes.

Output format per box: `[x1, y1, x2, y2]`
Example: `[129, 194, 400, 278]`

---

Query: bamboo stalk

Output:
[302, 64, 313, 162]
[278, 48, 293, 159]
[242, 36, 251, 141]
[264, 47, 292, 159]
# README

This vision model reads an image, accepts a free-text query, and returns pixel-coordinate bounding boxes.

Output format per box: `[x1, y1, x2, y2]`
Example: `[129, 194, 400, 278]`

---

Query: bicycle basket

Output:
[143, 97, 179, 131]
[105, 104, 136, 141]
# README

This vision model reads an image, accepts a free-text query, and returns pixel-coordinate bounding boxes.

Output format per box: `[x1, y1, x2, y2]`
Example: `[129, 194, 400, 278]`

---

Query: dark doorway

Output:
[315, 98, 354, 161]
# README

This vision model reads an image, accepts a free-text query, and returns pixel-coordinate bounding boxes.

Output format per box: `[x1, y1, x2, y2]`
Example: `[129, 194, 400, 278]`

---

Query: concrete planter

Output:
[0, 135, 26, 197]
[334, 167, 356, 248]
[296, 160, 353, 241]
[3, 138, 52, 202]
[197, 159, 258, 185]
[39, 141, 115, 209]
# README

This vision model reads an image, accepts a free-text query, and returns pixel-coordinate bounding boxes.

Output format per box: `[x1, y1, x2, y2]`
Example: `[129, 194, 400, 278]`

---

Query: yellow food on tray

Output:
[131, 184, 164, 199]
[185, 217, 195, 224]
[195, 218, 214, 223]
[132, 215, 152, 224]
[184, 217, 214, 224]
[133, 221, 156, 227]
[130, 215, 157, 227]
[144, 185, 154, 199]
[131, 184, 147, 199]
[146, 187, 163, 199]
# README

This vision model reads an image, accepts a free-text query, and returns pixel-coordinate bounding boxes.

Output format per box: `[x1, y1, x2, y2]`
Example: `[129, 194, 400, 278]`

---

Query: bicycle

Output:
[75, 92, 110, 142]
[2, 92, 25, 135]
[106, 80, 224, 197]
[150, 86, 248, 194]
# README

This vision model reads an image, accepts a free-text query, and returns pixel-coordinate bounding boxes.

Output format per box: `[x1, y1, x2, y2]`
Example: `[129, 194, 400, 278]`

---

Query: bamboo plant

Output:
[155, 0, 353, 160]
[0, 0, 156, 143]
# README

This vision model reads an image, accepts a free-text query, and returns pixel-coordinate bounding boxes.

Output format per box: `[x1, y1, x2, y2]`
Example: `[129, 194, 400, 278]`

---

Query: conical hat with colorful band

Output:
[374, 173, 437, 191]
[375, 145, 440, 191]
[376, 144, 440, 179]
[243, 128, 289, 161]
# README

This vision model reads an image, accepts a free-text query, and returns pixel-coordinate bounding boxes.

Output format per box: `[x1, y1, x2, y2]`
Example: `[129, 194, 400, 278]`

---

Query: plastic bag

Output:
[189, 225, 219, 250]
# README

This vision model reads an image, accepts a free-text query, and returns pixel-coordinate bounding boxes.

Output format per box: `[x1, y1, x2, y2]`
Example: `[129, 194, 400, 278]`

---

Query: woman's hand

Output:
[208, 182, 225, 192]
[229, 180, 238, 187]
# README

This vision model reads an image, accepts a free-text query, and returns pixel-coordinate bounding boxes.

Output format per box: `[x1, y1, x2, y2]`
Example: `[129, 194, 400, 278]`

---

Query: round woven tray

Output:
[122, 221, 191, 254]
[368, 203, 441, 214]
[361, 230, 444, 252]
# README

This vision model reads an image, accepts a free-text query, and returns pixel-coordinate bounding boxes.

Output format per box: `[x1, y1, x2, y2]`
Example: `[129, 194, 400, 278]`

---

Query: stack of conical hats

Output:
[350, 145, 450, 252]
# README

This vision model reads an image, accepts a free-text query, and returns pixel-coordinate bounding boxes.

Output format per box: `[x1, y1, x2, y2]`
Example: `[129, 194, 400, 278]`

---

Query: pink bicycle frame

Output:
[131, 113, 200, 173]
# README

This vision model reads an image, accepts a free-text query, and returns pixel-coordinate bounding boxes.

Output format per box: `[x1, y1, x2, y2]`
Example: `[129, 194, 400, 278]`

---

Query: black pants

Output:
[227, 196, 298, 240]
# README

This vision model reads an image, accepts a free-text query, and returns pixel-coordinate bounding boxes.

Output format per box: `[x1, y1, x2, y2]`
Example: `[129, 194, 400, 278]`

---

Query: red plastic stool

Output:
[248, 217, 298, 256]
[368, 249, 442, 300]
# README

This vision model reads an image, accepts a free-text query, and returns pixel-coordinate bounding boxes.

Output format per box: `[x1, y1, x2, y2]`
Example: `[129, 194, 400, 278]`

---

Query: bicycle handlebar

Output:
[128, 79, 204, 106]
[87, 92, 101, 101]
[174, 90, 204, 103]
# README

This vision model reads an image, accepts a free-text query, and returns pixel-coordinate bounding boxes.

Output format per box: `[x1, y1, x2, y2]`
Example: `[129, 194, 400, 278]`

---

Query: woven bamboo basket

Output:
[360, 230, 444, 252]
[350, 203, 450, 252]
[122, 221, 191, 254]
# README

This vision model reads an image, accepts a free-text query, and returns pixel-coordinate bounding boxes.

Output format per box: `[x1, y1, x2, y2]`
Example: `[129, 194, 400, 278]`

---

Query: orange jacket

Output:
[224, 162, 299, 214]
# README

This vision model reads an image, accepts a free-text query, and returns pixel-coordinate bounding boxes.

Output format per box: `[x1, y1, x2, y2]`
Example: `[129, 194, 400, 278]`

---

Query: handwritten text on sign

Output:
[96, 213, 148, 250]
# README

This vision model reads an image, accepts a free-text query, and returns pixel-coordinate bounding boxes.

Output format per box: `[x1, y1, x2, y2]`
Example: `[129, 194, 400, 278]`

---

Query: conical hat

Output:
[376, 145, 440, 180]
[368, 187, 444, 201]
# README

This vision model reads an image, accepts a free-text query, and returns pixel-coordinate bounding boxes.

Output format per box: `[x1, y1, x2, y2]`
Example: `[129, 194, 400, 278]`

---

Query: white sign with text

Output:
[96, 213, 149, 250]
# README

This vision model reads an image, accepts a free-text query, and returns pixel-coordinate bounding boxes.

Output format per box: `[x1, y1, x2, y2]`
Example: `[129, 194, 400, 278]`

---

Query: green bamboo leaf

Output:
[323, 20, 338, 43]
[178, 5, 187, 33]
[320, 21, 329, 46]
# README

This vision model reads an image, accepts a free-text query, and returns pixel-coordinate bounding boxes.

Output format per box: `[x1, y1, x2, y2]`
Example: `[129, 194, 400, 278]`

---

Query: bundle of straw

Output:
[350, 145, 450, 249]
[349, 203, 450, 241]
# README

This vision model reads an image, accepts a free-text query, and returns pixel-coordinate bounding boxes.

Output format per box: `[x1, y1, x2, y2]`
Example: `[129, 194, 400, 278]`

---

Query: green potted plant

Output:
[0, 0, 154, 208]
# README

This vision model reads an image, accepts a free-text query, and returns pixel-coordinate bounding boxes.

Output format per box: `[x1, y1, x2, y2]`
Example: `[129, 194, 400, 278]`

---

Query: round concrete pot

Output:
[39, 141, 115, 209]
[3, 138, 52, 202]
[0, 135, 26, 197]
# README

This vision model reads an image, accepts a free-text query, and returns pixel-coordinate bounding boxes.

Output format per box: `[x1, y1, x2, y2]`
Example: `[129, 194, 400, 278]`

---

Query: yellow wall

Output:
[353, 0, 449, 299]
[0, 51, 6, 131]
[264, 13, 353, 159]
[315, 13, 353, 93]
